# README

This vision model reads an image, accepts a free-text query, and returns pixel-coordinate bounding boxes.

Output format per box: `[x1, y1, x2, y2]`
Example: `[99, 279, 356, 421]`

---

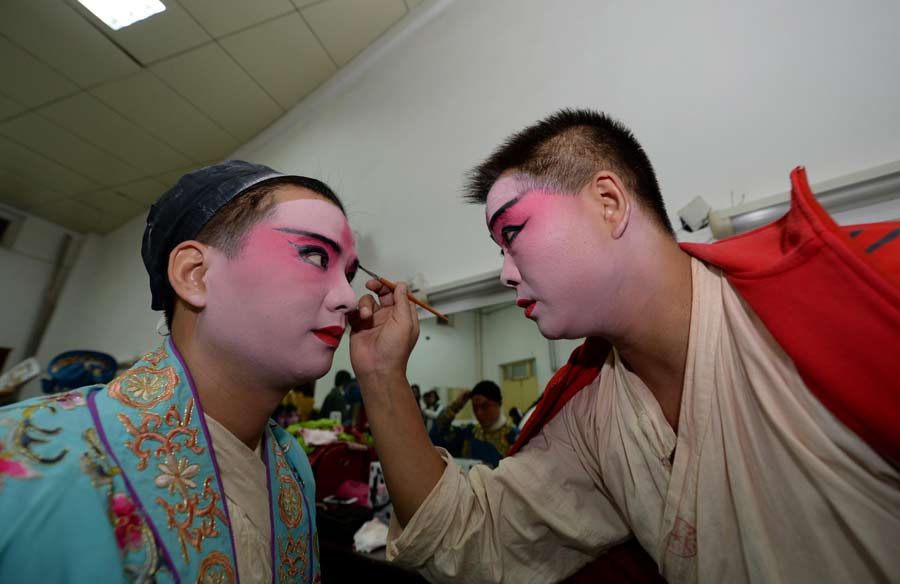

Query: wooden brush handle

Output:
[377, 277, 449, 321]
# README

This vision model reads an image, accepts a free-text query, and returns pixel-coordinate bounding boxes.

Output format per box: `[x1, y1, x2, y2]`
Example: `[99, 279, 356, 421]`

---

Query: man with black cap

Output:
[429, 380, 519, 468]
[0, 160, 359, 583]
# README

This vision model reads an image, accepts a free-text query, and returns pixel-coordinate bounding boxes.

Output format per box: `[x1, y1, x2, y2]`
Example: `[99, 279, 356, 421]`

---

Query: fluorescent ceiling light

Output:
[77, 0, 166, 30]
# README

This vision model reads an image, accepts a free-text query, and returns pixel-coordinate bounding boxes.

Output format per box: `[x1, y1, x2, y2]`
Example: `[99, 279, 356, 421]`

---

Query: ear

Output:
[167, 240, 210, 310]
[584, 171, 632, 239]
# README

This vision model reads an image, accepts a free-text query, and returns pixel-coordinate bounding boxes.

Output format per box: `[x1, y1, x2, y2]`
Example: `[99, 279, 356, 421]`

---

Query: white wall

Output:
[317, 310, 478, 409]
[17, 0, 900, 397]
[0, 204, 76, 372]
[239, 0, 900, 286]
[21, 212, 159, 399]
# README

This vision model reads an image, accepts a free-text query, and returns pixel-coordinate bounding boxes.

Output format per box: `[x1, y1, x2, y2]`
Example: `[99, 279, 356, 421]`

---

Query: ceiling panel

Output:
[0, 36, 78, 107]
[152, 43, 284, 142]
[114, 177, 170, 206]
[91, 71, 239, 162]
[30, 198, 101, 233]
[219, 12, 336, 109]
[302, 0, 407, 66]
[0, 136, 99, 195]
[0, 169, 64, 210]
[180, 0, 295, 38]
[154, 163, 216, 189]
[76, 188, 146, 219]
[39, 92, 193, 175]
[80, 1, 211, 64]
[0, 93, 26, 121]
[0, 113, 145, 186]
[0, 0, 139, 87]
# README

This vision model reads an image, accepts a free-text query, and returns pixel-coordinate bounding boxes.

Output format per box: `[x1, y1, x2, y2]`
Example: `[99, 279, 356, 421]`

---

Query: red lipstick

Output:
[313, 326, 345, 348]
[516, 298, 536, 318]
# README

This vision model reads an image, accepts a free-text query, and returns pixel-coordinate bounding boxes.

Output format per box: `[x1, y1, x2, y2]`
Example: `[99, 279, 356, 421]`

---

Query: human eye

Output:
[290, 243, 329, 270]
[500, 221, 527, 246]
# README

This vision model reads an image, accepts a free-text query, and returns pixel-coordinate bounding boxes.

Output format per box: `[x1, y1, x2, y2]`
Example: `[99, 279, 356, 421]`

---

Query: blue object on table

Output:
[41, 350, 118, 394]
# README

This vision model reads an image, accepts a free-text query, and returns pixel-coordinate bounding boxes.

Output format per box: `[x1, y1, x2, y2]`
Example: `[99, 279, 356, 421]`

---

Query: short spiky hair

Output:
[465, 109, 674, 235]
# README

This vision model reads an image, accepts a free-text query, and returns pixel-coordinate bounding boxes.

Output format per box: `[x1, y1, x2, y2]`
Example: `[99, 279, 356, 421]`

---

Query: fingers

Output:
[358, 293, 377, 320]
[366, 278, 396, 306]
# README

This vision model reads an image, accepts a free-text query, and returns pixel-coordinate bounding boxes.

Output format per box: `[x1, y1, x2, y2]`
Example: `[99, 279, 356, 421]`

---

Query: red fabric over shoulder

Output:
[682, 167, 900, 463]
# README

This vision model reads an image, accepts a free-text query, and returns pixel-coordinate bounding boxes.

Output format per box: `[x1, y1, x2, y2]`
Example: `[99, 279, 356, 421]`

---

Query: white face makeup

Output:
[486, 174, 626, 339]
[199, 194, 358, 384]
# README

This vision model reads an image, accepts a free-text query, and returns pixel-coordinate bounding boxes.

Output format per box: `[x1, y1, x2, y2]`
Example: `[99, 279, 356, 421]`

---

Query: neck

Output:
[171, 318, 288, 450]
[609, 234, 693, 431]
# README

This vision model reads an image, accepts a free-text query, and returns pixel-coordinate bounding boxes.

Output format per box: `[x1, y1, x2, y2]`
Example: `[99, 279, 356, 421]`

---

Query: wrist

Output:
[357, 369, 408, 392]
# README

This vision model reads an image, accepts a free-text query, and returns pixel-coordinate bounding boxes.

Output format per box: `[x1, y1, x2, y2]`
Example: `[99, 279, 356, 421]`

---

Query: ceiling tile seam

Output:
[0, 31, 83, 89]
[26, 109, 158, 179]
[296, 9, 340, 69]
[76, 194, 143, 220]
[145, 69, 243, 144]
[296, 0, 331, 11]
[207, 38, 287, 118]
[138, 7, 305, 69]
[173, 1, 298, 45]
[166, 0, 287, 115]
[0, 165, 69, 203]
[87, 76, 209, 164]
[0, 88, 86, 123]
[0, 134, 102, 193]
[60, 0, 147, 68]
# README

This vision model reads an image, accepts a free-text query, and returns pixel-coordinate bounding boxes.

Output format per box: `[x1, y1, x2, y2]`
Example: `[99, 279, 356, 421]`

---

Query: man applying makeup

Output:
[0, 161, 358, 583]
[349, 110, 899, 583]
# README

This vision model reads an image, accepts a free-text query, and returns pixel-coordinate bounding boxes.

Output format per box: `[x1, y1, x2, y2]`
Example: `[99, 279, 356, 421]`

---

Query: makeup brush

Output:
[358, 265, 449, 322]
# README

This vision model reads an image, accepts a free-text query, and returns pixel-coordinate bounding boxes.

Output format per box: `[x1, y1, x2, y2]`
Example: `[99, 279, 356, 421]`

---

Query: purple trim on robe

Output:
[302, 477, 314, 583]
[264, 431, 278, 584]
[88, 388, 181, 584]
[167, 338, 242, 584]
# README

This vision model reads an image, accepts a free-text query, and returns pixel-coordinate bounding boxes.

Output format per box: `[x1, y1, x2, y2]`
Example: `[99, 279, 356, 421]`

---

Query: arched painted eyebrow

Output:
[274, 228, 341, 254]
[488, 195, 524, 231]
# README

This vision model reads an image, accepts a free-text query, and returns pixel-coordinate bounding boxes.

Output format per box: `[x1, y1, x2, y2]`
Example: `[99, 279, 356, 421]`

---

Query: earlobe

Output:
[168, 241, 209, 310]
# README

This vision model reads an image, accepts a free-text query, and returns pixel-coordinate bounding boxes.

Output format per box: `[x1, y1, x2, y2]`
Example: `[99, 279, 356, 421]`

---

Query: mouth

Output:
[313, 326, 345, 348]
[516, 298, 536, 318]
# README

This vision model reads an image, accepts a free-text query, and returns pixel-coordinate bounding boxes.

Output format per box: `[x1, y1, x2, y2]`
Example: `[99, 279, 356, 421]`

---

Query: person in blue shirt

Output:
[429, 380, 519, 468]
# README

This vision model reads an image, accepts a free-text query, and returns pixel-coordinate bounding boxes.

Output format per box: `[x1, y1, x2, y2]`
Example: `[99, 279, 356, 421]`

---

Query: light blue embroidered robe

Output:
[0, 339, 320, 583]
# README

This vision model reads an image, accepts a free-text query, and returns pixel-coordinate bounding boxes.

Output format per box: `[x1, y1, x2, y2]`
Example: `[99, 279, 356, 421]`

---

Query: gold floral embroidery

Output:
[197, 550, 235, 584]
[117, 400, 204, 472]
[117, 398, 225, 563]
[141, 344, 168, 367]
[278, 478, 303, 529]
[273, 445, 304, 528]
[277, 533, 309, 583]
[79, 428, 165, 583]
[156, 476, 228, 563]
[79, 428, 119, 488]
[154, 453, 200, 498]
[108, 367, 178, 410]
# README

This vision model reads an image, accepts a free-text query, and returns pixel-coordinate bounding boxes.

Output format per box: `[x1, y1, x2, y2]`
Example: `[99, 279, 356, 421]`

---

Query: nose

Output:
[326, 275, 357, 314]
[500, 253, 521, 288]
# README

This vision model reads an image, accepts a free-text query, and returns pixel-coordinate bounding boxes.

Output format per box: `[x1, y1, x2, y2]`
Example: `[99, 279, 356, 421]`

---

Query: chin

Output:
[537, 319, 589, 341]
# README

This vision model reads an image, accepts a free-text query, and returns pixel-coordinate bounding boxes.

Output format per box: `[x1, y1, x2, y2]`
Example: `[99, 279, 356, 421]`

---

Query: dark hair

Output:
[464, 108, 673, 235]
[164, 176, 344, 326]
[335, 370, 352, 388]
[296, 381, 315, 397]
[471, 380, 502, 404]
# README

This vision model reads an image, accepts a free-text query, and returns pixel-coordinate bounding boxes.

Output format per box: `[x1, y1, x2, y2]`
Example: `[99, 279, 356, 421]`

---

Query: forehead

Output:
[471, 395, 495, 406]
[265, 190, 354, 248]
[484, 174, 531, 221]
